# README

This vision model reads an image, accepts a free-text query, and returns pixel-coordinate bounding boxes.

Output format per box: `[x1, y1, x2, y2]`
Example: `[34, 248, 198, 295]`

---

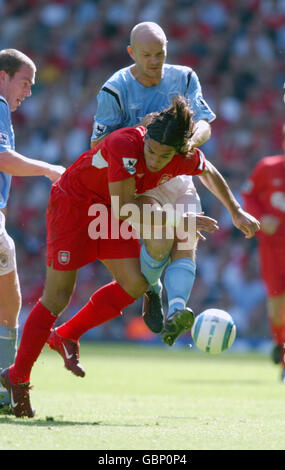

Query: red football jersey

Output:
[57, 126, 205, 205]
[242, 155, 285, 242]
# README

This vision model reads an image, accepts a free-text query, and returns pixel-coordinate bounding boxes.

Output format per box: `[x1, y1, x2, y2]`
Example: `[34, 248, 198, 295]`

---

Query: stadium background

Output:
[1, 0, 284, 349]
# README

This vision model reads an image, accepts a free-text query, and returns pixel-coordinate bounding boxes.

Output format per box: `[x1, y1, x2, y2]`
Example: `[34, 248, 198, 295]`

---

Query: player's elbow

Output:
[0, 151, 12, 172]
[199, 159, 212, 176]
[91, 134, 108, 149]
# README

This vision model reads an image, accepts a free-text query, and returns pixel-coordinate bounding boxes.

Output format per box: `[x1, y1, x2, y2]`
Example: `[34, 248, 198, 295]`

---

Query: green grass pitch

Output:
[1, 342, 285, 450]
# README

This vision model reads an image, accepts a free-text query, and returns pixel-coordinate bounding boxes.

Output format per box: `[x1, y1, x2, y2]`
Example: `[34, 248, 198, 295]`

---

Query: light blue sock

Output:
[140, 243, 170, 294]
[164, 258, 196, 317]
[0, 325, 18, 405]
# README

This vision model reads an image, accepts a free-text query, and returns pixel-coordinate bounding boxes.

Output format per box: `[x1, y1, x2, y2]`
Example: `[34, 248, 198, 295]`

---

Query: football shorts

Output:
[46, 185, 141, 271]
[0, 211, 17, 276]
[141, 175, 202, 214]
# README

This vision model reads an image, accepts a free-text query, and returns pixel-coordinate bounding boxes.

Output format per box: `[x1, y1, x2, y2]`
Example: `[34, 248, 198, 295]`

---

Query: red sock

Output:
[269, 319, 285, 345]
[9, 300, 57, 385]
[56, 281, 135, 342]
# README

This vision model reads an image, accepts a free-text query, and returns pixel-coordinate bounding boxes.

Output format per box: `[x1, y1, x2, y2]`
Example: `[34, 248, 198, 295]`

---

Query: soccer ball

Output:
[191, 308, 236, 354]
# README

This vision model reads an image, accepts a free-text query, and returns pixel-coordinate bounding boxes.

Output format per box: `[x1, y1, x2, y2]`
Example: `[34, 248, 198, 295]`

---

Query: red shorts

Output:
[46, 185, 141, 270]
[258, 241, 285, 297]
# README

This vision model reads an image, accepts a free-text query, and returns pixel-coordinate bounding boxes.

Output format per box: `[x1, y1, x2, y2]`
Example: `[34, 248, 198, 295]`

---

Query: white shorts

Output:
[0, 211, 17, 276]
[140, 176, 201, 250]
[142, 175, 202, 214]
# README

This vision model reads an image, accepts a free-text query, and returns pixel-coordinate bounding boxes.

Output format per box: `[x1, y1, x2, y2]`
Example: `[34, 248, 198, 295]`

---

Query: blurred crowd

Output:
[1, 0, 285, 344]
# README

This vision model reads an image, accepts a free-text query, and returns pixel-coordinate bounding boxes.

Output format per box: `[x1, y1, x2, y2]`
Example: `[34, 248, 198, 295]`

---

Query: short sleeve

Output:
[186, 70, 216, 123]
[0, 102, 12, 152]
[91, 85, 124, 141]
[106, 129, 142, 183]
[179, 148, 206, 176]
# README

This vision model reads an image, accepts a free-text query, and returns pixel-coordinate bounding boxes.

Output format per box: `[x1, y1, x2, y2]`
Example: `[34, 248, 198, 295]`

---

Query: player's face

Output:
[129, 40, 167, 85]
[1, 64, 35, 111]
[144, 137, 176, 172]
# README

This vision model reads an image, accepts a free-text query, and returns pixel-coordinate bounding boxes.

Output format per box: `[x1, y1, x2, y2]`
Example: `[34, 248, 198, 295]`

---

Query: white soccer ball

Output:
[191, 308, 236, 354]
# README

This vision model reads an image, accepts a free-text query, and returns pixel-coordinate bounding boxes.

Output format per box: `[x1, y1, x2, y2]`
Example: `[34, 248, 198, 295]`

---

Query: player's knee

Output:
[41, 286, 73, 316]
[121, 272, 148, 299]
[268, 295, 285, 326]
[144, 238, 173, 260]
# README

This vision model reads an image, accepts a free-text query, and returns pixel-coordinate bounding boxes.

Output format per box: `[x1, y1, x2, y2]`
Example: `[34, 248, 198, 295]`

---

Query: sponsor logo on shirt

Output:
[122, 158, 138, 175]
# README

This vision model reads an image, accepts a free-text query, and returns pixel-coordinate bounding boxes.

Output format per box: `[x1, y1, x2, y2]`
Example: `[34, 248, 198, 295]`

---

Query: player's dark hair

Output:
[0, 49, 36, 78]
[145, 96, 194, 154]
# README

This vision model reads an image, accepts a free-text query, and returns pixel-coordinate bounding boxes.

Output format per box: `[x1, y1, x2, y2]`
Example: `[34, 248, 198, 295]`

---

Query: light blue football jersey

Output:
[91, 64, 216, 141]
[0, 96, 15, 208]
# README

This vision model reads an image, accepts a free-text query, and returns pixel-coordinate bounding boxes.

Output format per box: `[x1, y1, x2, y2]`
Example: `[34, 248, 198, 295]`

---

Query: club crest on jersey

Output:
[58, 250, 70, 265]
[159, 174, 172, 185]
[122, 158, 138, 175]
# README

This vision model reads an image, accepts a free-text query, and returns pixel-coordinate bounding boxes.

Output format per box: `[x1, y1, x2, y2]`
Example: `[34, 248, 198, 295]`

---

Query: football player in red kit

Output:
[242, 124, 285, 381]
[0, 96, 260, 417]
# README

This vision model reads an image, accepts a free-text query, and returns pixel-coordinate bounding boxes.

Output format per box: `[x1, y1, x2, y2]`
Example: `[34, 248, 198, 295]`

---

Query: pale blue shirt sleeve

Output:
[0, 101, 12, 152]
[0, 100, 13, 208]
[91, 85, 124, 142]
[186, 70, 216, 123]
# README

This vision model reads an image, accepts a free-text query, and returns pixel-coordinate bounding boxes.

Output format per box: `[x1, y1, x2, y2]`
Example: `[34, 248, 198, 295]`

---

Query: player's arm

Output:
[188, 119, 211, 149]
[186, 70, 216, 151]
[91, 134, 109, 149]
[109, 178, 218, 237]
[90, 84, 124, 149]
[109, 178, 169, 228]
[198, 159, 260, 238]
[0, 149, 65, 181]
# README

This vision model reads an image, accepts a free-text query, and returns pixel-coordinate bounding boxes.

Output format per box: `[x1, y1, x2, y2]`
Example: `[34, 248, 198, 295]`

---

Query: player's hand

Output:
[180, 211, 219, 241]
[260, 214, 280, 235]
[46, 164, 66, 182]
[181, 140, 196, 157]
[231, 207, 260, 239]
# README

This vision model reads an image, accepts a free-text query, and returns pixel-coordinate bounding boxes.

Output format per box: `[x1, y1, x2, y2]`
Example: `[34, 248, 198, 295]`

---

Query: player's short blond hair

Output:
[0, 49, 36, 77]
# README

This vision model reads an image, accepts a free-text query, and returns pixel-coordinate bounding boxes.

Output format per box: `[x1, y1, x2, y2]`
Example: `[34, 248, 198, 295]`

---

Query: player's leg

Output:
[138, 194, 173, 333]
[0, 270, 21, 407]
[141, 236, 172, 333]
[0, 264, 77, 417]
[53, 257, 148, 344]
[47, 258, 147, 378]
[268, 292, 285, 381]
[161, 235, 198, 346]
[162, 204, 219, 347]
[0, 213, 21, 408]
[141, 182, 201, 344]
[258, 242, 285, 380]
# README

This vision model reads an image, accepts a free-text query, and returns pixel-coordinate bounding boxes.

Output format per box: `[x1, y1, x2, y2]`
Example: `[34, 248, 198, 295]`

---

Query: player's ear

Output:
[127, 45, 135, 61]
[0, 70, 7, 83]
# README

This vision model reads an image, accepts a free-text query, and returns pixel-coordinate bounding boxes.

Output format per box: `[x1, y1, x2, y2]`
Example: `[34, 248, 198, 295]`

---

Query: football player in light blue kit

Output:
[0, 49, 65, 408]
[91, 22, 216, 345]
